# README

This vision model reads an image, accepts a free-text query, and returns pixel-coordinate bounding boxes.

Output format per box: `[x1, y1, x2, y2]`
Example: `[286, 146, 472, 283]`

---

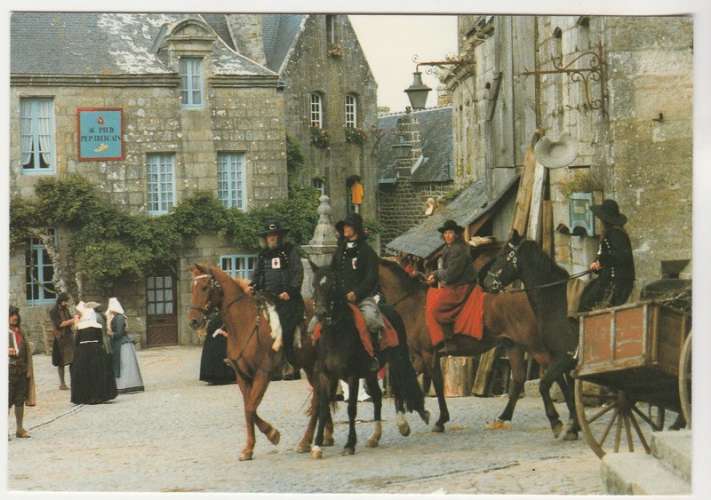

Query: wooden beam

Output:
[527, 161, 547, 242]
[510, 129, 544, 236]
[542, 200, 554, 257]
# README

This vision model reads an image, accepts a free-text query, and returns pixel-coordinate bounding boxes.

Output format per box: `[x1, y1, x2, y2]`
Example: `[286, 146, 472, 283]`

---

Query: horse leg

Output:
[343, 376, 359, 455]
[296, 368, 318, 453]
[243, 370, 279, 459]
[365, 374, 383, 447]
[489, 345, 525, 430]
[559, 364, 580, 440]
[311, 369, 331, 459]
[323, 377, 338, 447]
[428, 349, 449, 432]
[539, 355, 567, 438]
[234, 375, 257, 461]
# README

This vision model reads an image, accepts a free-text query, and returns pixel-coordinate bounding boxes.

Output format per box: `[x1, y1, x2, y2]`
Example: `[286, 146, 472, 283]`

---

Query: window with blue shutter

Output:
[217, 153, 247, 210]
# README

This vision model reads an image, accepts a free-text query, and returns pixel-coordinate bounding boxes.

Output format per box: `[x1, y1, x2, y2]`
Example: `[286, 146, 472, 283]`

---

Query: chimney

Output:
[392, 107, 423, 179]
[225, 15, 267, 66]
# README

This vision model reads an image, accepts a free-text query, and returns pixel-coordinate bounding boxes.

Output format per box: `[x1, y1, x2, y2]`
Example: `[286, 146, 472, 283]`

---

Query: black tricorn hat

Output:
[438, 219, 465, 234]
[336, 213, 364, 236]
[258, 220, 289, 237]
[590, 199, 627, 226]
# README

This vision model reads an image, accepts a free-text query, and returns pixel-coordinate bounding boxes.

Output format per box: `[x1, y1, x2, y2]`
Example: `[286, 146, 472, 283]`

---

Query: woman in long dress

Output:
[106, 298, 144, 393]
[70, 302, 117, 405]
[199, 309, 235, 385]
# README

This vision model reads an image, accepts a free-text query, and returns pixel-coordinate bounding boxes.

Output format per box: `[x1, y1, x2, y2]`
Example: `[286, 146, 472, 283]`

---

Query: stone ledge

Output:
[601, 452, 690, 495]
[652, 431, 692, 483]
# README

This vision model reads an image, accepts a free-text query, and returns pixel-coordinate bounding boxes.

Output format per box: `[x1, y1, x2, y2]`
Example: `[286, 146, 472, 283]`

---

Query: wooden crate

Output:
[576, 301, 690, 380]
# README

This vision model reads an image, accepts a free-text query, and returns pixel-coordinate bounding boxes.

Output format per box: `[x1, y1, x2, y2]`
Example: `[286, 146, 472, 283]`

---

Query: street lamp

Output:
[404, 71, 431, 110]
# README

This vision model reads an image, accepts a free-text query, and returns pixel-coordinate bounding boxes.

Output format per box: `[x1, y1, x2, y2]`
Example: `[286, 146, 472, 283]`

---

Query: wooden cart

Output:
[574, 300, 692, 458]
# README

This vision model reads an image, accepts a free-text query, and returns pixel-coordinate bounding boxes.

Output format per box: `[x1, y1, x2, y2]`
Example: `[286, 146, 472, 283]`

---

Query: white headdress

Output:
[76, 301, 102, 330]
[105, 297, 126, 334]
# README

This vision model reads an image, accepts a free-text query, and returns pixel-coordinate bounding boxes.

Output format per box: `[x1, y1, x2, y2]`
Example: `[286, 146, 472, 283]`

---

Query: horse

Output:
[481, 229, 581, 440]
[187, 263, 335, 460]
[378, 257, 564, 435]
[309, 263, 429, 459]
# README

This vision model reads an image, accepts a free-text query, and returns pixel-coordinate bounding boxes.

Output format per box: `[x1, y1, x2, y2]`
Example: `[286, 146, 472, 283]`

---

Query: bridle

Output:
[486, 240, 523, 293]
[191, 273, 249, 320]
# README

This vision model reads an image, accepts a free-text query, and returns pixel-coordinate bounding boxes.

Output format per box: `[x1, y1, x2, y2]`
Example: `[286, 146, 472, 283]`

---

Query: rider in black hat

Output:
[251, 220, 305, 368]
[331, 212, 381, 371]
[579, 199, 636, 312]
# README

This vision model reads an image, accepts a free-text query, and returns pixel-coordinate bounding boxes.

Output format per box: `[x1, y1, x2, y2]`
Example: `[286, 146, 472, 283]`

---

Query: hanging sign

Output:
[77, 108, 125, 161]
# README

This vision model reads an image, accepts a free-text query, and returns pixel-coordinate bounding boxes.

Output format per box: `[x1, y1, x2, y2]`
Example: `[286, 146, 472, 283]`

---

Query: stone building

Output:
[212, 14, 378, 224]
[376, 106, 455, 250]
[9, 12, 288, 350]
[440, 15, 692, 292]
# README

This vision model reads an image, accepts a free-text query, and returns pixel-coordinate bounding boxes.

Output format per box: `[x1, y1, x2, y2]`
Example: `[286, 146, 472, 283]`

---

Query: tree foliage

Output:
[10, 175, 320, 293]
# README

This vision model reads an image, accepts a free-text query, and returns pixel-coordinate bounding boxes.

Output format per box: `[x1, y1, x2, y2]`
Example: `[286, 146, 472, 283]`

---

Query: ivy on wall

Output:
[11, 174, 320, 296]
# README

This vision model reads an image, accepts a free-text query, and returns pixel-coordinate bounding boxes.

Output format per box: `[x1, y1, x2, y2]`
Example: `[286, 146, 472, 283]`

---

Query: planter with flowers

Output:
[344, 126, 368, 146]
[328, 44, 344, 58]
[310, 127, 330, 149]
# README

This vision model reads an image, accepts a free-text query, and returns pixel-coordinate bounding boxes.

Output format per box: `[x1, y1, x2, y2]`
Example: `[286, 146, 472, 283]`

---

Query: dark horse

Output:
[378, 258, 562, 435]
[482, 230, 581, 440]
[188, 264, 335, 460]
[310, 263, 429, 458]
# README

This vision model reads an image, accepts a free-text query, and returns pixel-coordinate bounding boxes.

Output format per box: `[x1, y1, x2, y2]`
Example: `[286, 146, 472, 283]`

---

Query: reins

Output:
[499, 269, 593, 294]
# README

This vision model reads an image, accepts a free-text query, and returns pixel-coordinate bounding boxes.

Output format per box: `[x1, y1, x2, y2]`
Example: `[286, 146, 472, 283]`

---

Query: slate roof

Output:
[200, 13, 236, 51]
[385, 175, 520, 258]
[11, 12, 275, 77]
[377, 106, 453, 184]
[261, 14, 307, 72]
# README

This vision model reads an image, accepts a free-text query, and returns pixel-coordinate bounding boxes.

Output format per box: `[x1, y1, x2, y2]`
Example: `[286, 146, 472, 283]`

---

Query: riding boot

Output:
[369, 330, 381, 372]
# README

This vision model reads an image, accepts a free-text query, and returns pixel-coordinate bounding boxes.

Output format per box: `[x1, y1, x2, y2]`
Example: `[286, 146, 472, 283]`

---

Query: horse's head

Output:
[188, 263, 224, 330]
[482, 230, 525, 292]
[309, 260, 338, 327]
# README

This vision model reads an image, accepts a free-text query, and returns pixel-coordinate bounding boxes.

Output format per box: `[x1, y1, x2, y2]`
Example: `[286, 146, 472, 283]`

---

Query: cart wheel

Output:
[574, 379, 665, 458]
[678, 332, 692, 428]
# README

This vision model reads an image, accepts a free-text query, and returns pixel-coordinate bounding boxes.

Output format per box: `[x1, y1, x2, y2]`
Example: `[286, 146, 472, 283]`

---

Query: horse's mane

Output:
[378, 258, 427, 294]
[519, 240, 569, 281]
[207, 265, 251, 295]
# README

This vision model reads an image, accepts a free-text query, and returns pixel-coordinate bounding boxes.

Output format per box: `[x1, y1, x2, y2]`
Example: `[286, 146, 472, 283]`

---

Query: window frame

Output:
[20, 97, 56, 175]
[217, 152, 248, 210]
[326, 15, 337, 45]
[310, 92, 324, 129]
[345, 94, 358, 128]
[25, 230, 57, 305]
[179, 57, 204, 108]
[146, 153, 177, 216]
[220, 254, 258, 281]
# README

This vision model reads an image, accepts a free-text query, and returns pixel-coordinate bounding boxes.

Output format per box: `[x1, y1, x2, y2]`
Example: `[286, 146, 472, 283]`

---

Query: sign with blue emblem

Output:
[77, 108, 124, 161]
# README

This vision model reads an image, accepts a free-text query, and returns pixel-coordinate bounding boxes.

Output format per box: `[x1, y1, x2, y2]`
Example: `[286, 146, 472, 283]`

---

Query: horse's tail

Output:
[380, 304, 425, 414]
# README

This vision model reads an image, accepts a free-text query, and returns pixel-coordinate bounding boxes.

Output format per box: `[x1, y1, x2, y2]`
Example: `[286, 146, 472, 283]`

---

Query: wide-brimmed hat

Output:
[76, 301, 102, 330]
[336, 213, 364, 236]
[438, 219, 465, 234]
[258, 220, 289, 237]
[534, 133, 577, 169]
[591, 199, 628, 226]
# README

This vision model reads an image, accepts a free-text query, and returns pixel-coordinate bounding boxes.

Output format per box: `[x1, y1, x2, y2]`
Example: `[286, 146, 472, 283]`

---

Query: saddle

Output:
[425, 284, 486, 347]
[311, 304, 399, 356]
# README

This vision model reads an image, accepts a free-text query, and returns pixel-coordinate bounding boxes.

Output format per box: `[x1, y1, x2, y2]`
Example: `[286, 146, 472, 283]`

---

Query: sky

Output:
[349, 15, 458, 113]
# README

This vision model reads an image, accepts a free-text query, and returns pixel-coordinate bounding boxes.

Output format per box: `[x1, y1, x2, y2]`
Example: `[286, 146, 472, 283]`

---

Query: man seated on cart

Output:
[579, 199, 635, 313]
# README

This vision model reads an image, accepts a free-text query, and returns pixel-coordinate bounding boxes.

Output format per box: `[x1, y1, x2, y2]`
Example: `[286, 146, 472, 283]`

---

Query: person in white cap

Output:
[70, 301, 117, 405]
[106, 298, 144, 393]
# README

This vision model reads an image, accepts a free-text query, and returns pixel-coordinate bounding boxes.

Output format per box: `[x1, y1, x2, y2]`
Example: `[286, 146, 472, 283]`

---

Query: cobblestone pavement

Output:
[8, 346, 603, 494]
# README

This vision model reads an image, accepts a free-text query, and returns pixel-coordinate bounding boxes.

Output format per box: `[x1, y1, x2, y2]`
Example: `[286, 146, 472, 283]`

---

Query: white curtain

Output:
[20, 100, 33, 166]
[36, 99, 53, 168]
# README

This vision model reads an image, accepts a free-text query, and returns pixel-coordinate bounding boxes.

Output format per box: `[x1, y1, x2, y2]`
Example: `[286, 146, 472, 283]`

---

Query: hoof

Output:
[551, 420, 564, 438]
[310, 446, 323, 459]
[238, 450, 254, 461]
[366, 437, 379, 448]
[485, 419, 512, 431]
[563, 430, 579, 441]
[295, 441, 310, 453]
[398, 420, 411, 437]
[323, 436, 335, 447]
[433, 422, 445, 433]
[267, 428, 281, 446]
[419, 409, 431, 425]
[342, 446, 355, 456]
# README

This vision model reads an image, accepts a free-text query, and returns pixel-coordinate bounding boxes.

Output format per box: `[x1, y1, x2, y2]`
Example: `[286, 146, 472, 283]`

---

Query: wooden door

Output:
[146, 274, 178, 347]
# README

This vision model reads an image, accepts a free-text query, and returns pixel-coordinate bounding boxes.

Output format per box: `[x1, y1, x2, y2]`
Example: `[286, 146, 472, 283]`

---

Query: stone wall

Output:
[280, 14, 379, 225]
[378, 181, 453, 251]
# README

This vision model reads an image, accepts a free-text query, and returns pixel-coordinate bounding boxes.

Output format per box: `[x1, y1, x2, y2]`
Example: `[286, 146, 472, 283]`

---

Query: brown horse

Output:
[378, 258, 559, 434]
[188, 263, 334, 460]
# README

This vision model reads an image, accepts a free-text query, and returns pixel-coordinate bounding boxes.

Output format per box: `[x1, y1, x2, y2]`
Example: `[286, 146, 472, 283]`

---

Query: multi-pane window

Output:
[20, 98, 55, 173]
[146, 276, 174, 315]
[25, 231, 57, 304]
[221, 255, 257, 281]
[345, 94, 357, 128]
[179, 57, 203, 107]
[146, 153, 176, 215]
[217, 152, 247, 210]
[310, 93, 323, 128]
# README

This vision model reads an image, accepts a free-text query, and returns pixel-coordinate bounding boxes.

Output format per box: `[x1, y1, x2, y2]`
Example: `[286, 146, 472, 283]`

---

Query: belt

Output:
[79, 340, 99, 344]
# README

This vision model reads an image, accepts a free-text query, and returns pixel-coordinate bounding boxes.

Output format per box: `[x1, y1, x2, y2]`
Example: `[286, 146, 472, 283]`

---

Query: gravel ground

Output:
[8, 346, 604, 494]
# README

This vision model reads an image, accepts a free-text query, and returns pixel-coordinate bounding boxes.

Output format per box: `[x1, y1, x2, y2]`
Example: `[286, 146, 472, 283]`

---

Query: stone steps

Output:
[601, 430, 691, 495]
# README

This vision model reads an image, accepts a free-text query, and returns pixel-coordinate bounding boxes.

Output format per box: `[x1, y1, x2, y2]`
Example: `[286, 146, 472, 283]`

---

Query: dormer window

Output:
[179, 57, 203, 107]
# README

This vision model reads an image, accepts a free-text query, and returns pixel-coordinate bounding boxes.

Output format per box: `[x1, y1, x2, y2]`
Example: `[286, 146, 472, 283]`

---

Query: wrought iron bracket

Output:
[412, 54, 472, 75]
[521, 41, 608, 115]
